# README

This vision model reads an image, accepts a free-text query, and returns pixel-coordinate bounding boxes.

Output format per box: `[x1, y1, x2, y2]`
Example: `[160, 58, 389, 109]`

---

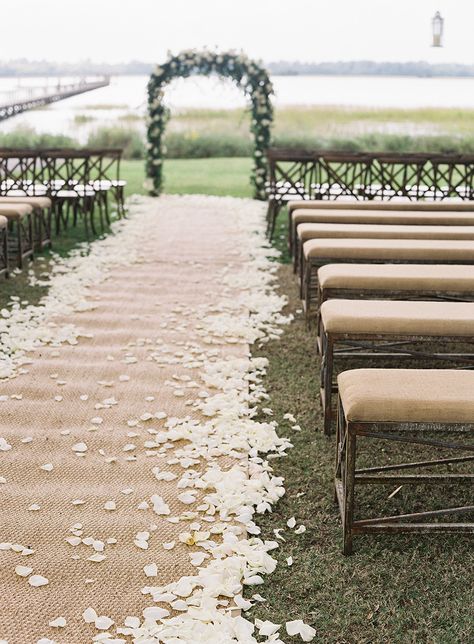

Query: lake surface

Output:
[1, 74, 473, 142]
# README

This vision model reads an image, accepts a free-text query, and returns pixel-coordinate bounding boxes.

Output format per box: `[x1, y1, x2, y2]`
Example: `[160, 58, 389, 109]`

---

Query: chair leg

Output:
[303, 261, 312, 326]
[322, 334, 334, 435]
[334, 396, 343, 503]
[28, 214, 34, 262]
[1, 227, 8, 278]
[45, 208, 52, 248]
[17, 220, 23, 269]
[88, 198, 96, 237]
[103, 192, 111, 226]
[54, 202, 62, 235]
[35, 211, 43, 251]
[343, 423, 356, 555]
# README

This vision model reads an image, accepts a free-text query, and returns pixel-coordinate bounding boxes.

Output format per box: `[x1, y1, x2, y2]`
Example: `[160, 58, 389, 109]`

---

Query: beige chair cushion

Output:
[318, 263, 474, 292]
[0, 196, 52, 209]
[297, 222, 474, 242]
[0, 203, 33, 219]
[292, 208, 474, 226]
[338, 368, 474, 423]
[303, 238, 474, 261]
[321, 298, 474, 335]
[289, 199, 474, 214]
[0, 215, 7, 229]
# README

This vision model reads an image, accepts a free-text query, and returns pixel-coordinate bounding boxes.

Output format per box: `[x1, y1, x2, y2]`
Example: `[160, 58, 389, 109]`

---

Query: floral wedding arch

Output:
[146, 50, 274, 200]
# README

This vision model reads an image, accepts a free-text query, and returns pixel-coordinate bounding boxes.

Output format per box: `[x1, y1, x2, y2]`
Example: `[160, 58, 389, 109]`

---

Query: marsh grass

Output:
[3, 105, 474, 158]
[73, 114, 96, 125]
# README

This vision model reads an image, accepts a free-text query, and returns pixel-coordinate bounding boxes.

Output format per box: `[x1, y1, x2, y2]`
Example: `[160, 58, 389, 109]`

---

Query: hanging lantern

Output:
[432, 11, 444, 47]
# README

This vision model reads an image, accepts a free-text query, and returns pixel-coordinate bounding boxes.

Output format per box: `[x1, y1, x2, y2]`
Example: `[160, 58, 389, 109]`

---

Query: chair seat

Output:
[321, 299, 474, 336]
[304, 238, 474, 261]
[289, 199, 474, 213]
[318, 263, 474, 292]
[0, 203, 33, 219]
[293, 209, 474, 227]
[0, 196, 52, 209]
[297, 222, 474, 242]
[2, 187, 49, 197]
[0, 215, 7, 229]
[338, 368, 474, 423]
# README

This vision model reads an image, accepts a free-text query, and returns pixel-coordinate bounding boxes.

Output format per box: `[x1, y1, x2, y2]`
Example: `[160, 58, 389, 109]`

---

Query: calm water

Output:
[1, 74, 473, 142]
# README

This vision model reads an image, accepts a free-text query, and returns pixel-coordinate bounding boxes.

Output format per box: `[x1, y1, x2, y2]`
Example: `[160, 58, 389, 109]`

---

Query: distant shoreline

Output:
[1, 60, 474, 79]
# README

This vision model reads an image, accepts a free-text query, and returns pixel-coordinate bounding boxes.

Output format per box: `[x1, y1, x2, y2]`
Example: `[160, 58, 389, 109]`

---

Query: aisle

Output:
[0, 195, 290, 643]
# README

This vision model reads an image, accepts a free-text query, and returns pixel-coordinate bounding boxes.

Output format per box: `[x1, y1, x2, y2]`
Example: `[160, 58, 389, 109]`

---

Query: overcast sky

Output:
[4, 0, 473, 65]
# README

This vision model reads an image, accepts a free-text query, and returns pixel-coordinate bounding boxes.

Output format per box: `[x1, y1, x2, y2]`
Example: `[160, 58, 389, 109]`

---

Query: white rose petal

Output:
[285, 619, 316, 642]
[143, 563, 158, 577]
[49, 617, 67, 628]
[95, 615, 114, 630]
[142, 607, 170, 621]
[72, 442, 87, 453]
[150, 494, 170, 515]
[28, 574, 49, 587]
[163, 541, 175, 550]
[83, 607, 98, 623]
[0, 438, 12, 451]
[258, 620, 281, 636]
[124, 616, 140, 628]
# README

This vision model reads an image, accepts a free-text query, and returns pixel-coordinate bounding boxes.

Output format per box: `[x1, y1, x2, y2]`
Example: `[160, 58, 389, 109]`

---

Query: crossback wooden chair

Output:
[266, 149, 474, 239]
[87, 148, 126, 220]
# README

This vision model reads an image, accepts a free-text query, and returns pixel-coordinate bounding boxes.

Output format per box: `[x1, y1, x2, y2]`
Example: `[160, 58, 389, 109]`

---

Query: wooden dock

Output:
[0, 77, 110, 121]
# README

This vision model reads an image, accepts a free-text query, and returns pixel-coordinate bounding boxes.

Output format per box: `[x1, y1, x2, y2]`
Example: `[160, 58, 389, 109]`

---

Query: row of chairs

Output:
[287, 198, 474, 554]
[0, 148, 126, 276]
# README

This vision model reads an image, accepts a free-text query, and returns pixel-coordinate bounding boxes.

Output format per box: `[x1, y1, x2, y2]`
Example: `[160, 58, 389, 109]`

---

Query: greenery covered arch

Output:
[146, 49, 273, 200]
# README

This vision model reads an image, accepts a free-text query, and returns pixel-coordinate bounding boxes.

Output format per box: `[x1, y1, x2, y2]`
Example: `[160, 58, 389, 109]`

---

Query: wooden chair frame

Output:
[335, 396, 474, 555]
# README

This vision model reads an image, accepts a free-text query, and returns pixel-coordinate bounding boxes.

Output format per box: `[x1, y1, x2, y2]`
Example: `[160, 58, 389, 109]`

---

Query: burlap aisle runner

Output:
[0, 196, 290, 643]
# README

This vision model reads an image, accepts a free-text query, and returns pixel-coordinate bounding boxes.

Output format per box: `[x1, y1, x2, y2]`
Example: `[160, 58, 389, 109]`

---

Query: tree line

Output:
[1, 59, 474, 78]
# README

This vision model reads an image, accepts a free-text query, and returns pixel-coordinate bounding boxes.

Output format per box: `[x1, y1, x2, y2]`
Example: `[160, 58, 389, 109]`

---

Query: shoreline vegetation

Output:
[2, 59, 474, 78]
[1, 105, 474, 159]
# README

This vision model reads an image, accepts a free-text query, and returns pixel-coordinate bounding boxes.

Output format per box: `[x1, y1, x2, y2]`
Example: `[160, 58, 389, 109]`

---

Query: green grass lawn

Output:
[122, 157, 253, 198]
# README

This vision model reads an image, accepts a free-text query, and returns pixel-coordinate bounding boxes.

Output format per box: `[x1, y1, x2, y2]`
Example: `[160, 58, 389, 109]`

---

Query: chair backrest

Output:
[0, 149, 42, 194]
[0, 148, 124, 195]
[266, 149, 474, 204]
